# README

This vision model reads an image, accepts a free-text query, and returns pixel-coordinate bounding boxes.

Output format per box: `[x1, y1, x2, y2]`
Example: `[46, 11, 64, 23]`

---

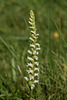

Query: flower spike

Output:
[24, 10, 40, 90]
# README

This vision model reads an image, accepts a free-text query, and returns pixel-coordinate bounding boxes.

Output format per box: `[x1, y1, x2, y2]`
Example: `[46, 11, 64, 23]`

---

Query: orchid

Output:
[24, 10, 40, 90]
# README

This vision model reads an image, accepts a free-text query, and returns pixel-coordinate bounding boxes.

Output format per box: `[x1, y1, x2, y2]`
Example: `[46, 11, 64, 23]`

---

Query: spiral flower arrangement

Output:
[24, 10, 40, 90]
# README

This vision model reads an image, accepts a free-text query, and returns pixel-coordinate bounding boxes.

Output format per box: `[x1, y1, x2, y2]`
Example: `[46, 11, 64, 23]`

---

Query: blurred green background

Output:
[0, 0, 67, 71]
[0, 0, 67, 99]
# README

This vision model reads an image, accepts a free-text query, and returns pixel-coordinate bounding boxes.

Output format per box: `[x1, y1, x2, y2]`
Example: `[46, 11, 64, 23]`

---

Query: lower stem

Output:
[30, 90, 34, 100]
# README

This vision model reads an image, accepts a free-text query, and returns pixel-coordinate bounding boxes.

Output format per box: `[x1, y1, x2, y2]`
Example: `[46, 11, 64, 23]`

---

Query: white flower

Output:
[33, 51, 36, 55]
[27, 57, 33, 61]
[26, 69, 29, 74]
[36, 47, 41, 50]
[34, 62, 39, 66]
[30, 44, 35, 48]
[27, 63, 33, 68]
[29, 21, 35, 25]
[29, 76, 34, 80]
[34, 80, 39, 83]
[29, 70, 34, 74]
[33, 51, 39, 55]
[31, 30, 35, 34]
[26, 69, 33, 74]
[37, 52, 39, 55]
[31, 84, 35, 90]
[36, 43, 40, 47]
[36, 34, 39, 36]
[34, 73, 39, 76]
[32, 34, 38, 39]
[24, 77, 28, 81]
[34, 68, 39, 71]
[29, 37, 34, 42]
[29, 18, 33, 22]
[34, 56, 38, 60]
[28, 50, 32, 54]
[29, 26, 35, 29]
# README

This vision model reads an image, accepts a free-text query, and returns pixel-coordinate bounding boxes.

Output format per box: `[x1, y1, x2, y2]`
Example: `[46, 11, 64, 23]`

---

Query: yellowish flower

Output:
[1, 4, 6, 8]
[12, 0, 16, 3]
[54, 32, 59, 38]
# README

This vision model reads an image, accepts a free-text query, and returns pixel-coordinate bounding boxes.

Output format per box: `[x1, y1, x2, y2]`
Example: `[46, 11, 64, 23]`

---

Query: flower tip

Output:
[30, 10, 33, 12]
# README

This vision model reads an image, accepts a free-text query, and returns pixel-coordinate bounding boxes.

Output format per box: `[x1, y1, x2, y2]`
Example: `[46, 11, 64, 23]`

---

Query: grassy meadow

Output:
[0, 0, 67, 100]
